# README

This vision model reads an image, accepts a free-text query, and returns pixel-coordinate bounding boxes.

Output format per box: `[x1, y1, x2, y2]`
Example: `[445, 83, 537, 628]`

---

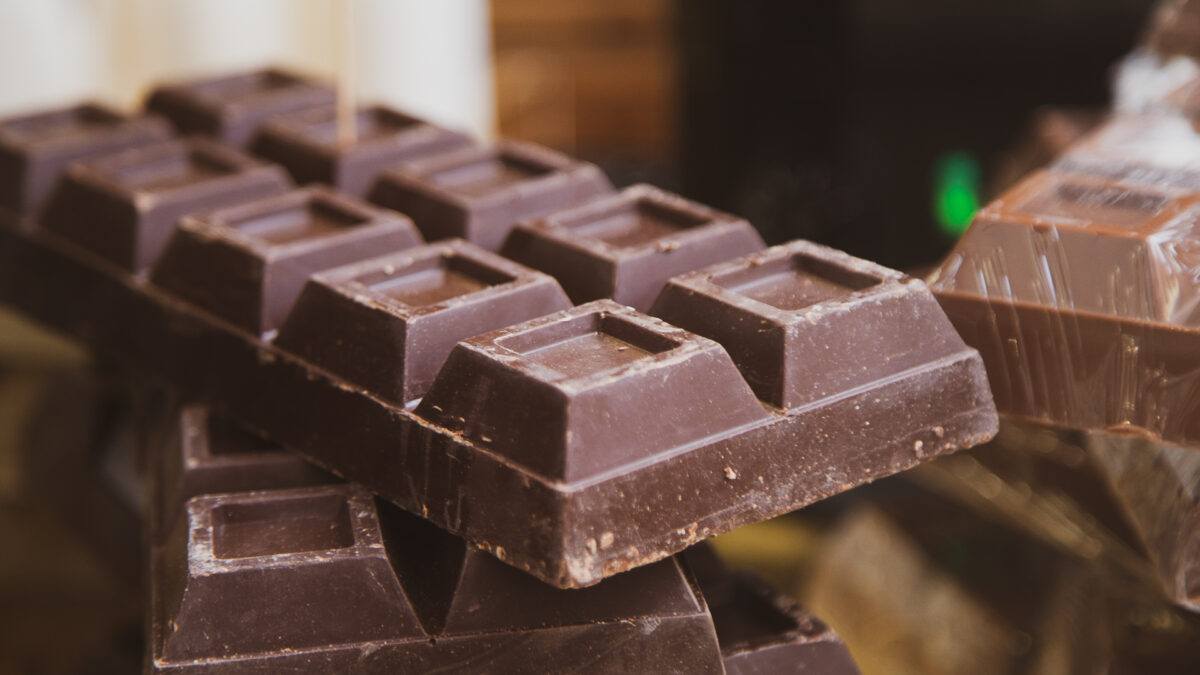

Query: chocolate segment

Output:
[251, 104, 473, 196]
[501, 184, 765, 311]
[416, 300, 771, 483]
[654, 240, 986, 410]
[150, 186, 423, 335]
[149, 405, 338, 544]
[275, 239, 571, 404]
[145, 69, 334, 148]
[369, 140, 614, 251]
[41, 138, 290, 271]
[0, 103, 170, 218]
[930, 164, 1200, 446]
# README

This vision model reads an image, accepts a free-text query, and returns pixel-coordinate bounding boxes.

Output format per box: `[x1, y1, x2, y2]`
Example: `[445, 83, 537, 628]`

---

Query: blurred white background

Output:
[0, 0, 495, 138]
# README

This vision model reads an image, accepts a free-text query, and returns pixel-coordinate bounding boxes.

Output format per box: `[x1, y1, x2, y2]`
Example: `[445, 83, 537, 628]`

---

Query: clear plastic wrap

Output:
[928, 110, 1200, 448]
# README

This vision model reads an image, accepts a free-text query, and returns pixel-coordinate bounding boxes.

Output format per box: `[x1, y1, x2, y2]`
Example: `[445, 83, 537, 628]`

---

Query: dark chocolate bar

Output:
[148, 404, 854, 674]
[0, 102, 996, 587]
[1086, 432, 1200, 611]
[368, 140, 614, 250]
[929, 160, 1200, 447]
[0, 103, 170, 218]
[151, 186, 424, 335]
[145, 69, 335, 149]
[40, 137, 291, 271]
[250, 104, 474, 196]
[500, 183, 766, 311]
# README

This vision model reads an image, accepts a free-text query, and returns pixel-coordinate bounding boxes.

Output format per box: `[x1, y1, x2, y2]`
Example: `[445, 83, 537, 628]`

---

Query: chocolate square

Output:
[41, 138, 290, 271]
[0, 103, 170, 218]
[146, 69, 334, 148]
[274, 239, 571, 404]
[369, 140, 613, 251]
[416, 300, 769, 483]
[502, 184, 765, 310]
[151, 185, 422, 335]
[655, 240, 964, 410]
[251, 104, 473, 196]
[157, 485, 426, 662]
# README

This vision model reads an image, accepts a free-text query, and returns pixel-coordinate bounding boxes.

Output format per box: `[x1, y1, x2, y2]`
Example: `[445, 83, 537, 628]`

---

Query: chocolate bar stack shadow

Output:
[0, 68, 1004, 673]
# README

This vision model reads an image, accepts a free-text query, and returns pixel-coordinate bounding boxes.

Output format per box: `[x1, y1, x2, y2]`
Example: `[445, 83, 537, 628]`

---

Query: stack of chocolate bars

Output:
[0, 68, 1002, 672]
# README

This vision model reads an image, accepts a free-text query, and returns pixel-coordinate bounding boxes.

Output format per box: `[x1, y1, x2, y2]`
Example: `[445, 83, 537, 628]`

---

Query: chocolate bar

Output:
[501, 183, 765, 311]
[1052, 114, 1200, 190]
[0, 100, 996, 587]
[929, 159, 1200, 448]
[40, 138, 291, 271]
[1086, 432, 1200, 611]
[148, 404, 854, 673]
[145, 69, 335, 149]
[250, 104, 474, 197]
[0, 104, 170, 219]
[682, 544, 860, 675]
[367, 140, 614, 250]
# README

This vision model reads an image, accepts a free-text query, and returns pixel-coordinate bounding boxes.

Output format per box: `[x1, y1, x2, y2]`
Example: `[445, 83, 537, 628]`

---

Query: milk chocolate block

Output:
[275, 239, 571, 404]
[369, 140, 614, 250]
[0, 103, 171, 219]
[654, 240, 975, 410]
[1086, 433, 1200, 611]
[145, 69, 334, 148]
[929, 166, 1200, 446]
[1052, 114, 1200, 190]
[150, 186, 422, 335]
[684, 546, 860, 675]
[151, 485, 725, 673]
[501, 184, 765, 311]
[418, 300, 769, 483]
[41, 138, 290, 271]
[149, 405, 337, 544]
[251, 104, 473, 196]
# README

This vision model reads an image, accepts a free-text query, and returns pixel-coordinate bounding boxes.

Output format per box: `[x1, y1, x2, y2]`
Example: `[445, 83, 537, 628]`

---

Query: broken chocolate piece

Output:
[275, 239, 571, 404]
[0, 103, 170, 218]
[41, 138, 291, 271]
[368, 140, 614, 251]
[501, 183, 765, 311]
[150, 186, 423, 335]
[250, 104, 473, 196]
[145, 69, 334, 149]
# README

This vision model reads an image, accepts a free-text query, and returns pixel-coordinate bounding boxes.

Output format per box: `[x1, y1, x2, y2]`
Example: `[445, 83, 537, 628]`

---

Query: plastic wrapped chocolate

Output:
[931, 114, 1200, 448]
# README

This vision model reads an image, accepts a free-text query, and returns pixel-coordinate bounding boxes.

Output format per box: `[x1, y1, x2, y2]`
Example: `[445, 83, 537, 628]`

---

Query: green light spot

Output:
[934, 152, 981, 238]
